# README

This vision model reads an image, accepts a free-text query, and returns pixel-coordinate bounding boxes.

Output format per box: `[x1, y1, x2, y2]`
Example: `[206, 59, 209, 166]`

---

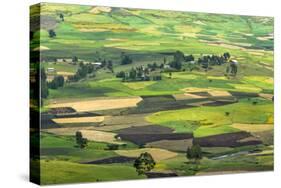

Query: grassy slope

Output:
[147, 98, 273, 137]
[30, 3, 274, 101]
[30, 3, 274, 184]
[38, 160, 145, 185]
[47, 71, 273, 101]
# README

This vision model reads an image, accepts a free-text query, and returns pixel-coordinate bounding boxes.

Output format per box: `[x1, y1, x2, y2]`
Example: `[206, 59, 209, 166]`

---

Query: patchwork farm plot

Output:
[30, 3, 274, 185]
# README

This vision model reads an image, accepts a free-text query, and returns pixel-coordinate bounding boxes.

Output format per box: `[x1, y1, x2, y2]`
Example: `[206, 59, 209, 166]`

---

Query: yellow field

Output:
[79, 130, 124, 144]
[173, 93, 206, 100]
[182, 87, 211, 93]
[57, 71, 75, 76]
[228, 83, 262, 93]
[48, 97, 142, 112]
[259, 93, 274, 100]
[44, 128, 124, 144]
[90, 6, 111, 14]
[115, 148, 178, 161]
[52, 116, 105, 124]
[44, 127, 93, 135]
[208, 90, 232, 97]
[32, 45, 50, 51]
[230, 123, 274, 133]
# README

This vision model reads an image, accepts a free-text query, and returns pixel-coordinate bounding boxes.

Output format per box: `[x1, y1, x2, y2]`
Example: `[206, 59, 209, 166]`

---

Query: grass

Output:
[47, 70, 270, 101]
[194, 125, 239, 137]
[147, 98, 273, 136]
[123, 81, 156, 90]
[38, 160, 145, 185]
[40, 133, 138, 162]
[158, 146, 273, 176]
[43, 62, 78, 73]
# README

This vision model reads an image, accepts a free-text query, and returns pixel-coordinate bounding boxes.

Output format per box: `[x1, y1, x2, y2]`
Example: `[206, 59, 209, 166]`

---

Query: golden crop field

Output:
[52, 116, 105, 124]
[48, 97, 142, 112]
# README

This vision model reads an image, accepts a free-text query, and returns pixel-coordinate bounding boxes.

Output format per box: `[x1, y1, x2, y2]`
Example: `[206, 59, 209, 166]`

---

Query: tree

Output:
[59, 13, 64, 21]
[75, 131, 88, 149]
[174, 50, 185, 63]
[77, 62, 88, 78]
[134, 152, 156, 175]
[163, 57, 167, 64]
[170, 60, 182, 70]
[186, 144, 202, 163]
[170, 51, 184, 70]
[107, 60, 114, 72]
[185, 54, 195, 62]
[223, 52, 231, 60]
[101, 59, 107, 68]
[72, 56, 78, 64]
[116, 71, 126, 79]
[48, 29, 56, 38]
[121, 54, 133, 65]
[48, 75, 64, 89]
[129, 68, 137, 80]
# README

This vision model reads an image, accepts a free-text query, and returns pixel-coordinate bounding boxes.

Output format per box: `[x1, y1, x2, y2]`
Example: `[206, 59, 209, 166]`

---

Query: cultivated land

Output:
[30, 3, 274, 185]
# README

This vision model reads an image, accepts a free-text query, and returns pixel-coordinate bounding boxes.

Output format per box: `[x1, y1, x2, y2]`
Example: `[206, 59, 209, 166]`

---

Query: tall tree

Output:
[186, 144, 202, 163]
[72, 56, 78, 64]
[121, 54, 133, 65]
[134, 152, 156, 175]
[48, 29, 56, 38]
[75, 131, 88, 149]
[59, 13, 64, 21]
[107, 60, 113, 72]
[48, 75, 64, 89]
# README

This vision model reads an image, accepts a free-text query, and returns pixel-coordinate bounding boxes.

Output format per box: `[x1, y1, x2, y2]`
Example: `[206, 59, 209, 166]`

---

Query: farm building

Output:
[47, 67, 56, 73]
[164, 64, 171, 69]
[90, 62, 102, 66]
[56, 58, 73, 63]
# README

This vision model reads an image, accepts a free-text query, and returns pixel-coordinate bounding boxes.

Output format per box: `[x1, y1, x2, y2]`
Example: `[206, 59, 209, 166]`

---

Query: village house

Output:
[47, 67, 56, 73]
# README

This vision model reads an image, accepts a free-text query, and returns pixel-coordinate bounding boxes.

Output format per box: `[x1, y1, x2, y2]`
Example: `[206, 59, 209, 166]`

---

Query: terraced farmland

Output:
[30, 2, 274, 185]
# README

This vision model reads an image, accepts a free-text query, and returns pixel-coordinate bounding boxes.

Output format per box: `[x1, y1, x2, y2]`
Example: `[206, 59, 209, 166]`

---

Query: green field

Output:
[147, 98, 273, 136]
[30, 3, 274, 185]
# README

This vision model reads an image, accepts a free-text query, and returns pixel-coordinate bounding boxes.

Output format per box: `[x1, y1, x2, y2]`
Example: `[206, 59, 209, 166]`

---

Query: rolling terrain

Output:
[30, 3, 274, 185]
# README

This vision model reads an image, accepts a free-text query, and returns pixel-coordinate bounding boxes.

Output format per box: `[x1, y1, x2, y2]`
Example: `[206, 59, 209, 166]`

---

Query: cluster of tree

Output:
[48, 75, 64, 89]
[100, 59, 114, 73]
[121, 52, 133, 65]
[147, 62, 164, 71]
[75, 131, 88, 149]
[198, 52, 231, 69]
[134, 152, 156, 175]
[68, 62, 96, 82]
[72, 56, 78, 64]
[169, 51, 195, 70]
[116, 65, 162, 81]
[48, 29, 56, 38]
[186, 144, 202, 163]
